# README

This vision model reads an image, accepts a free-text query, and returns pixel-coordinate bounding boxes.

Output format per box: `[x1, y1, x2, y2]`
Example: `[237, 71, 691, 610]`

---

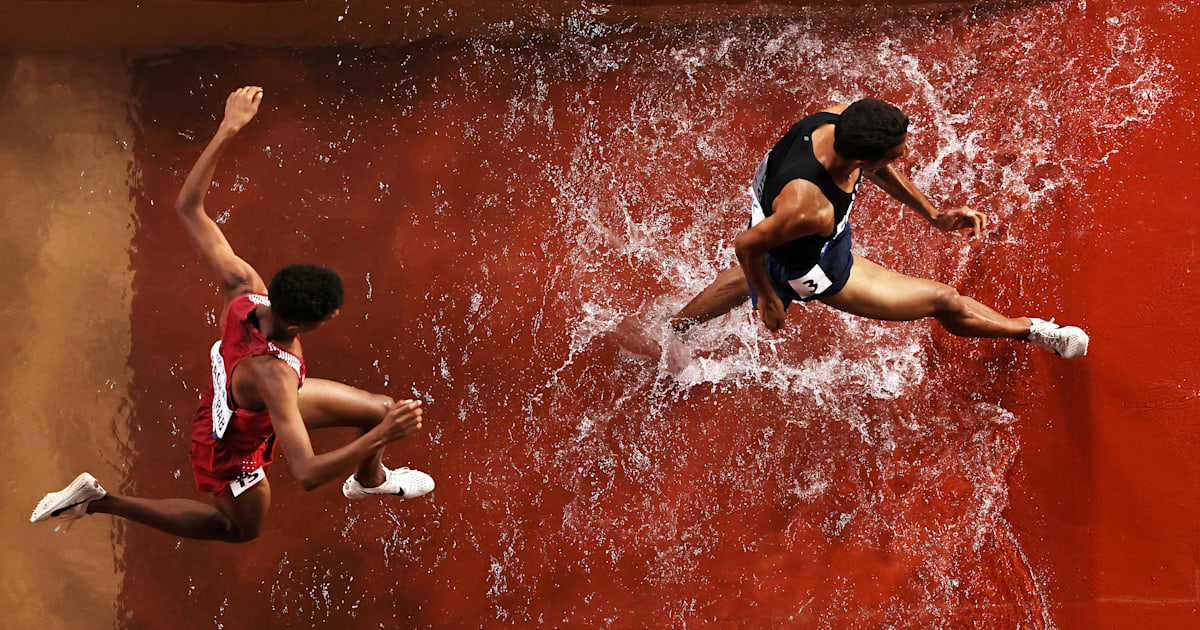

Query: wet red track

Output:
[4, 0, 1199, 628]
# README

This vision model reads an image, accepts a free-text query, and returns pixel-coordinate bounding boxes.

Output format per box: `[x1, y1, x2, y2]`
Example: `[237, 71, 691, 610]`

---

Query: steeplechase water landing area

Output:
[1, 1, 1197, 628]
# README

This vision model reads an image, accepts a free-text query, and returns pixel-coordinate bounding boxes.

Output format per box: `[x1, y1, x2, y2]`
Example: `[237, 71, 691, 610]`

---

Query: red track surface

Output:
[1007, 2, 1200, 627]
[108, 1, 1197, 627]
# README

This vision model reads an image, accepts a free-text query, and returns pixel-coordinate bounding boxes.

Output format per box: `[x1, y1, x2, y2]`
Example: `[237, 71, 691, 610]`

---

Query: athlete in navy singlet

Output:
[621, 99, 1089, 360]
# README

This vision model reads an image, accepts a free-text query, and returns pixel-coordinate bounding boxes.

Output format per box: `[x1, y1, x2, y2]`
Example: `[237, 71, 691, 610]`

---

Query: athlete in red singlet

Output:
[31, 86, 434, 541]
[190, 291, 309, 498]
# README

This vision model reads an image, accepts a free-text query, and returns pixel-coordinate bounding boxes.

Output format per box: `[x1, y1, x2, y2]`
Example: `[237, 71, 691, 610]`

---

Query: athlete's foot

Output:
[343, 466, 435, 501]
[1026, 317, 1089, 359]
[663, 334, 693, 375]
[612, 315, 663, 358]
[31, 472, 107, 531]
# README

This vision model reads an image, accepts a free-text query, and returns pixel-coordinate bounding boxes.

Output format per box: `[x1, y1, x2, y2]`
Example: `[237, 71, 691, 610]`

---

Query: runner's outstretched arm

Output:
[247, 358, 424, 491]
[174, 86, 267, 300]
[864, 165, 987, 237]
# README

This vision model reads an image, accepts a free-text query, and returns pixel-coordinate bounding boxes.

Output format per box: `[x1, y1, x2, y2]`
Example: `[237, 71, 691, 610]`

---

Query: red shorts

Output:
[190, 404, 276, 497]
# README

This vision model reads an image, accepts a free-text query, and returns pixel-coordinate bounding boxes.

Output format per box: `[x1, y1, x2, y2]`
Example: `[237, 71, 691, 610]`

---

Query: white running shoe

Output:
[343, 466, 435, 501]
[1027, 318, 1089, 359]
[31, 472, 106, 530]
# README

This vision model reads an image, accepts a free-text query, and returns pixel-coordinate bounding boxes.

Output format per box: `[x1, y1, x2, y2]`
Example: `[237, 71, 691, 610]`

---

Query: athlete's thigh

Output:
[819, 255, 950, 321]
[297, 377, 391, 430]
[214, 477, 271, 541]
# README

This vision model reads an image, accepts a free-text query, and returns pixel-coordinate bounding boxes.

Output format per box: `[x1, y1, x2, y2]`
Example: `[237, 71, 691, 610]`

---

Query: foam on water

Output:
[461, 1, 1170, 626]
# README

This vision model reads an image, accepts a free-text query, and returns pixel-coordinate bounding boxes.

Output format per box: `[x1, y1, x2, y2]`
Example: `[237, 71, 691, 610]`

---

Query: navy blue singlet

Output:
[745, 111, 858, 307]
[757, 111, 858, 270]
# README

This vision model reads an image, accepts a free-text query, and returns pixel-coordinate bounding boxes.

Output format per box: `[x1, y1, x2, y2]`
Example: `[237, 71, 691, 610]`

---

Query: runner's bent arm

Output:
[863, 164, 938, 221]
[820, 101, 984, 235]
[248, 358, 424, 491]
[174, 86, 267, 299]
[865, 165, 987, 236]
[733, 180, 833, 330]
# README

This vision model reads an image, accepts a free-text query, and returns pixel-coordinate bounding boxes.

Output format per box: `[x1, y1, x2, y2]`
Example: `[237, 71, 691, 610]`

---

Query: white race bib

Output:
[210, 340, 233, 440]
[229, 467, 265, 497]
[788, 264, 833, 298]
[749, 153, 770, 227]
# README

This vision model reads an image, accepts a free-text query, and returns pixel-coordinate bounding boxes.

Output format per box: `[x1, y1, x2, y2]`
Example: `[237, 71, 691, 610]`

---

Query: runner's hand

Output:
[760, 295, 786, 331]
[931, 206, 987, 238]
[220, 86, 264, 134]
[376, 400, 423, 443]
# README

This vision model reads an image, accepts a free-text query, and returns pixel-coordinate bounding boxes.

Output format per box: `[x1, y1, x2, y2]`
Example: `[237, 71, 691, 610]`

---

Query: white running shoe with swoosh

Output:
[31, 473, 107, 531]
[1027, 318, 1089, 359]
[343, 466, 435, 501]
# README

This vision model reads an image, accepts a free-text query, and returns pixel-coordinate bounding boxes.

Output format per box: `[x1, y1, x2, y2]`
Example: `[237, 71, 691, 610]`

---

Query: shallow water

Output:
[4, 0, 1198, 628]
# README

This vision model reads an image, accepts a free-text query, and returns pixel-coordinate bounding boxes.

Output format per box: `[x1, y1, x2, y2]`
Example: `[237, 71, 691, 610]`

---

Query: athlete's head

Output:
[268, 264, 344, 332]
[834, 98, 910, 169]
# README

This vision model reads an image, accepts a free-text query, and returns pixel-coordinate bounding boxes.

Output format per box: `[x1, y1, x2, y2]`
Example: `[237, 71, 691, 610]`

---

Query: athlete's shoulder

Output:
[820, 103, 850, 115]
[776, 178, 834, 214]
[773, 179, 836, 231]
[240, 353, 300, 388]
[223, 290, 268, 321]
[231, 290, 269, 307]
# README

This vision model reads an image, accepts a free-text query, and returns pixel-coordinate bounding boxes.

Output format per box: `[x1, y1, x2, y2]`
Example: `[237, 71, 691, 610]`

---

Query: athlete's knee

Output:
[371, 394, 395, 420]
[226, 515, 264, 542]
[930, 284, 967, 317]
[238, 525, 261, 542]
[344, 393, 395, 432]
[212, 514, 258, 543]
[223, 528, 258, 543]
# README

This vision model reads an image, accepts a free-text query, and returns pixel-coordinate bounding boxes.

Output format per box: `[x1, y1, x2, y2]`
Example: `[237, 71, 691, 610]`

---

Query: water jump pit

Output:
[3, 1, 1198, 628]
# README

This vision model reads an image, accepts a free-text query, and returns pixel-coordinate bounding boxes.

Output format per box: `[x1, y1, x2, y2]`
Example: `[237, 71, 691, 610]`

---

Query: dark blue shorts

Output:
[748, 225, 855, 311]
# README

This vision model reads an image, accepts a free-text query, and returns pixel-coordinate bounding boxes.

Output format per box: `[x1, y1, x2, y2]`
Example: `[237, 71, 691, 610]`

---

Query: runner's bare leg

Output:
[86, 479, 270, 542]
[667, 266, 752, 334]
[820, 255, 1031, 337]
[297, 378, 395, 487]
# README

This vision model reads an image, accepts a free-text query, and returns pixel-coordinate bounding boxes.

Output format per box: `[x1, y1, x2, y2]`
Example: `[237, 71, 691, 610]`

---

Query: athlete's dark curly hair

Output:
[833, 98, 910, 161]
[268, 264, 344, 324]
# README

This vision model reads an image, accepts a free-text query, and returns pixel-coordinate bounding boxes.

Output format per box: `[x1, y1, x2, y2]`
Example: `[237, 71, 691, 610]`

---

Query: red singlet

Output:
[189, 293, 306, 497]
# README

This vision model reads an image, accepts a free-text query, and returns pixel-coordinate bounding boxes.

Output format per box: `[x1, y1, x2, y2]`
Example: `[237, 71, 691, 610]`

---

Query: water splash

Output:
[119, 0, 1174, 627]
[470, 1, 1169, 626]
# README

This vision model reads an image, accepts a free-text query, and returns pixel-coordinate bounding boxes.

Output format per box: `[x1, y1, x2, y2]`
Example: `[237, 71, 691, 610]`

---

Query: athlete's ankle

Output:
[667, 317, 693, 336]
[357, 466, 387, 489]
[85, 495, 111, 514]
[1015, 316, 1034, 340]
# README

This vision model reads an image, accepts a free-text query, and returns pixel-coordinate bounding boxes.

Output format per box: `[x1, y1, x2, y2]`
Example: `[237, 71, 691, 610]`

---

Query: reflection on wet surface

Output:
[0, 55, 134, 629]
[3, 0, 1197, 628]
